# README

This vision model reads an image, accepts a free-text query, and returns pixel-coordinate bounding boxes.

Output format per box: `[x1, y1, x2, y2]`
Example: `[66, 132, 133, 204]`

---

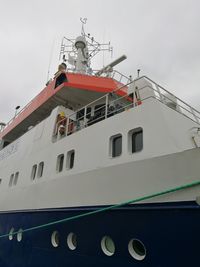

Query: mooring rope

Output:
[0, 180, 199, 239]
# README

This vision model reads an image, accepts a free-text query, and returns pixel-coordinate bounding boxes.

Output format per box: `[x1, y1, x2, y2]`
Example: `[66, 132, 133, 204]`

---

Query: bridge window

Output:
[66, 150, 75, 169]
[31, 164, 37, 180]
[110, 134, 122, 157]
[37, 162, 44, 178]
[54, 73, 67, 89]
[57, 154, 64, 172]
[129, 128, 143, 153]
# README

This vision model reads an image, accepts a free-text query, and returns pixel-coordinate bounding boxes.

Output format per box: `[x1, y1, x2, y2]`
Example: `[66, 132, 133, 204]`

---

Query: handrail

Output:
[111, 70, 131, 85]
[142, 76, 200, 115]
[54, 75, 200, 139]
[2, 74, 200, 139]
[137, 85, 200, 123]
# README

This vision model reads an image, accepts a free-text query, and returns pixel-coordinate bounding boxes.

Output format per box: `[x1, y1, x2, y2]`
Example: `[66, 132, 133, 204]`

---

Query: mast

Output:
[59, 18, 112, 74]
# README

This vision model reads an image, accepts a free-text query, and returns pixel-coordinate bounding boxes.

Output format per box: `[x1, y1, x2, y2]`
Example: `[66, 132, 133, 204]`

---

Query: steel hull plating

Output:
[0, 201, 199, 267]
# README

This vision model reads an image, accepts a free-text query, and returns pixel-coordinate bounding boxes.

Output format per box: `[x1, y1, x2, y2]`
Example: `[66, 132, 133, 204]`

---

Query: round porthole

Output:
[101, 236, 115, 256]
[128, 239, 146, 260]
[9, 227, 15, 241]
[17, 228, 23, 242]
[51, 231, 59, 247]
[67, 232, 77, 250]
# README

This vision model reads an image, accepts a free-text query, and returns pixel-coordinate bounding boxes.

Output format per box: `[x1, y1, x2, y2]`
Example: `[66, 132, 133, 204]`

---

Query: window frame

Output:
[56, 154, 64, 173]
[109, 134, 123, 158]
[9, 174, 14, 187]
[37, 161, 44, 178]
[128, 127, 143, 154]
[66, 150, 75, 170]
[13, 172, 19, 186]
[31, 164, 37, 181]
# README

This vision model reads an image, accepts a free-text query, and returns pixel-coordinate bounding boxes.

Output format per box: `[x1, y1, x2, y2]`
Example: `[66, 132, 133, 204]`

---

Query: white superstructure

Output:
[0, 76, 200, 212]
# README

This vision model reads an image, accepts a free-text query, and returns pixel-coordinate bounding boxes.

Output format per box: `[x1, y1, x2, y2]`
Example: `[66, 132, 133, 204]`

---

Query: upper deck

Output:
[0, 72, 128, 144]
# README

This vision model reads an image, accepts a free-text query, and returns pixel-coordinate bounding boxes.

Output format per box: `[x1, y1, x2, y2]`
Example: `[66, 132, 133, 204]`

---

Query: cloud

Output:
[0, 0, 200, 122]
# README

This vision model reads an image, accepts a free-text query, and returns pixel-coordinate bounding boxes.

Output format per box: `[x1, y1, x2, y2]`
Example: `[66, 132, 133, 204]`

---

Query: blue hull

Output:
[0, 201, 199, 267]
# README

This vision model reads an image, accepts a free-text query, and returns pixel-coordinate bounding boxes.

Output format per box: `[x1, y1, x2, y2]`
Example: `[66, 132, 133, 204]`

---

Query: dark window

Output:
[67, 150, 75, 169]
[38, 162, 44, 178]
[55, 73, 68, 89]
[14, 172, 19, 185]
[111, 134, 122, 157]
[9, 174, 14, 187]
[57, 154, 64, 172]
[31, 165, 37, 180]
[131, 128, 143, 153]
[9, 172, 19, 187]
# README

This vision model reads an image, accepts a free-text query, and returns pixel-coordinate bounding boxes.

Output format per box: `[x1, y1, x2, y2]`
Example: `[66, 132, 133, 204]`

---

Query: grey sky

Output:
[0, 0, 200, 122]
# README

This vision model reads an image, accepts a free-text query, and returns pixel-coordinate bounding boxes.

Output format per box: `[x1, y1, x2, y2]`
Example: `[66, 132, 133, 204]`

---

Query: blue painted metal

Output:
[0, 201, 199, 267]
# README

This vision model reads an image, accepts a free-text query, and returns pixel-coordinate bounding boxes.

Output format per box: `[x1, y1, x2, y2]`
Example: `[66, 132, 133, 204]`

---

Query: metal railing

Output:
[141, 76, 200, 124]
[2, 74, 200, 139]
[0, 69, 131, 135]
[111, 70, 132, 85]
[54, 76, 200, 140]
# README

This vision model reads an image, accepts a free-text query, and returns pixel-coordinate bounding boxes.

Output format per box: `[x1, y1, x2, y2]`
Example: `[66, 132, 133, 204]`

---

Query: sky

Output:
[0, 0, 200, 122]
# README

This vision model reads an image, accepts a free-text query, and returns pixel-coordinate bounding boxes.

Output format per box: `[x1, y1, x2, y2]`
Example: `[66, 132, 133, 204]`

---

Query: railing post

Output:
[84, 106, 87, 127]
[66, 116, 69, 135]
[105, 94, 108, 119]
[190, 107, 200, 124]
[155, 84, 164, 102]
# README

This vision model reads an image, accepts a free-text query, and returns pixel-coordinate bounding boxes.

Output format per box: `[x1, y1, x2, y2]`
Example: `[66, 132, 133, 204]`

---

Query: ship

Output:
[0, 19, 200, 267]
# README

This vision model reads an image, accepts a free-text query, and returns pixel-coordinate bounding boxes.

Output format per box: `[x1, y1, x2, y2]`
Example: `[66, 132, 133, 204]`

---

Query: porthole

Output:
[128, 239, 146, 260]
[67, 232, 77, 250]
[9, 227, 15, 240]
[17, 228, 23, 242]
[101, 236, 115, 256]
[51, 231, 59, 247]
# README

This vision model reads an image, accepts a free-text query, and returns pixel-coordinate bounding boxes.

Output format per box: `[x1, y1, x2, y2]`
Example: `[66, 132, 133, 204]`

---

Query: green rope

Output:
[1, 180, 200, 239]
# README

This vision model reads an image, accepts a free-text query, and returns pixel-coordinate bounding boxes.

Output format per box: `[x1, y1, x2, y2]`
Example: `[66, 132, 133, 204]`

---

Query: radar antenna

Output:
[59, 18, 113, 74]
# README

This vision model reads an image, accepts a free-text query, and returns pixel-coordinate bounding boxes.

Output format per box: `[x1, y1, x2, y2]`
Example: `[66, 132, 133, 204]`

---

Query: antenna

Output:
[58, 19, 113, 74]
[95, 55, 127, 76]
[80, 17, 87, 36]
[14, 106, 20, 117]
[46, 37, 56, 83]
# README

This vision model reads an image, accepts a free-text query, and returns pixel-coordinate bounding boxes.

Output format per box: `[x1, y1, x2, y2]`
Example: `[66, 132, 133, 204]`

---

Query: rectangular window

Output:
[9, 174, 14, 187]
[66, 150, 75, 169]
[9, 172, 19, 187]
[14, 172, 19, 186]
[110, 134, 122, 157]
[57, 154, 64, 172]
[37, 162, 44, 178]
[31, 164, 37, 180]
[129, 128, 143, 153]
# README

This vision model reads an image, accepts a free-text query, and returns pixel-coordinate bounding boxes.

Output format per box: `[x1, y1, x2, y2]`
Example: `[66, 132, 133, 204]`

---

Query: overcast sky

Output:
[0, 0, 200, 122]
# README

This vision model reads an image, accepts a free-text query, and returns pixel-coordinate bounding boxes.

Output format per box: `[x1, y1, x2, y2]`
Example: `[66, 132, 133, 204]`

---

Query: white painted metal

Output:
[0, 81, 200, 211]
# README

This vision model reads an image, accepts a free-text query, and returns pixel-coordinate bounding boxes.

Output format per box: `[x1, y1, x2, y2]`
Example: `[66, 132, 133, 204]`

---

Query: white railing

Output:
[0, 69, 130, 135]
[54, 76, 200, 140]
[2, 74, 200, 139]
[111, 70, 132, 85]
[140, 76, 200, 124]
